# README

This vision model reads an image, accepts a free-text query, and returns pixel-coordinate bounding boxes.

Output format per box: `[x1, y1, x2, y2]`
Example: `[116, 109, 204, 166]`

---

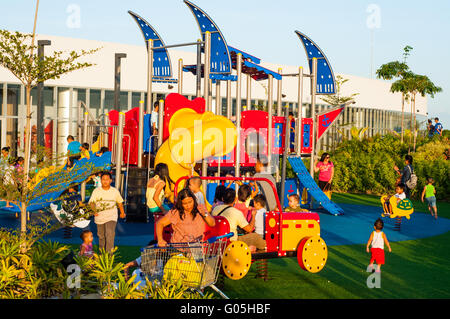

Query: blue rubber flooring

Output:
[1, 203, 449, 248]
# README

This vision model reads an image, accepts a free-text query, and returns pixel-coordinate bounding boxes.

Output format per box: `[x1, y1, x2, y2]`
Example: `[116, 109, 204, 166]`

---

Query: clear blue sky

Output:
[2, 0, 449, 125]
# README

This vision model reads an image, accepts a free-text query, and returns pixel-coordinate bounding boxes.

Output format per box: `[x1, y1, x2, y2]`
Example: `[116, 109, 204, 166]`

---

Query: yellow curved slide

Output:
[155, 108, 237, 204]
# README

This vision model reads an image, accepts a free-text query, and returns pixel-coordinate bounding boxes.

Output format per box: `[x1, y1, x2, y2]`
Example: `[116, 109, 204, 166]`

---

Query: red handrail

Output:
[173, 175, 282, 213]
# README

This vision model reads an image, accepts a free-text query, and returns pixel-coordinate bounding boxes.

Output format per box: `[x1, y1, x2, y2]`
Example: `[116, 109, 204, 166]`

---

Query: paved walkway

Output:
[1, 203, 449, 248]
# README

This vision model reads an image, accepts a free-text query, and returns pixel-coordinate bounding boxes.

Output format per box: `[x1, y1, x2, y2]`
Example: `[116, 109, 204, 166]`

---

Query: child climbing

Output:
[366, 218, 391, 273]
[421, 177, 438, 220]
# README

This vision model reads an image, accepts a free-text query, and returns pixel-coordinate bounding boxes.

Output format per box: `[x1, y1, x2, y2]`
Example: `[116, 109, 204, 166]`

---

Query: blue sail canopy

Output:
[295, 31, 336, 95]
[184, 0, 232, 75]
[128, 10, 176, 81]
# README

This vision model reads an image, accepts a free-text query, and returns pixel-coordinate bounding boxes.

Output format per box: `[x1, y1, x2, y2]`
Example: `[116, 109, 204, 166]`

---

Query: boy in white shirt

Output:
[187, 176, 206, 205]
[89, 171, 125, 253]
[394, 184, 406, 203]
[252, 194, 267, 240]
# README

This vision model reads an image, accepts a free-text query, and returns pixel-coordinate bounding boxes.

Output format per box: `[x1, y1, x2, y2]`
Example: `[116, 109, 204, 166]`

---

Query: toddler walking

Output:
[366, 219, 391, 273]
[79, 230, 94, 258]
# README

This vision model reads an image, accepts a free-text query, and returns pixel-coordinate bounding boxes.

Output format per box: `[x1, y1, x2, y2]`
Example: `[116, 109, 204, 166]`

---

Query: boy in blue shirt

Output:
[434, 118, 443, 136]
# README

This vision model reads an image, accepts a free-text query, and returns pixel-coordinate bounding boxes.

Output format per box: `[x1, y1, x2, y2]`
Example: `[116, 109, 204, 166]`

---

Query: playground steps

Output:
[287, 156, 344, 216]
[124, 167, 149, 223]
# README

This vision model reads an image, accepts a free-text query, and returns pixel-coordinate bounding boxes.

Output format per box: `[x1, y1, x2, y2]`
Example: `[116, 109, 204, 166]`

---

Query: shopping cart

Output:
[140, 233, 233, 298]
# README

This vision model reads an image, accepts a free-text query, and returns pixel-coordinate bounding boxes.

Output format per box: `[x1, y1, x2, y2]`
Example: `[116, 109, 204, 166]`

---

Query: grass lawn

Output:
[71, 193, 449, 299]
[218, 193, 450, 298]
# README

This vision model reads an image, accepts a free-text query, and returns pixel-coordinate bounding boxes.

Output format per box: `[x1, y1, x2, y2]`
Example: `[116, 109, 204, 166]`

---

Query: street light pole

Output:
[114, 53, 127, 112]
[36, 40, 51, 147]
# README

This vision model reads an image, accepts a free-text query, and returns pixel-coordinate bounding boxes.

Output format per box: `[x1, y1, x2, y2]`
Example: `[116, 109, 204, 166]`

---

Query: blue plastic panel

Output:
[184, 0, 232, 75]
[295, 31, 336, 95]
[128, 10, 173, 79]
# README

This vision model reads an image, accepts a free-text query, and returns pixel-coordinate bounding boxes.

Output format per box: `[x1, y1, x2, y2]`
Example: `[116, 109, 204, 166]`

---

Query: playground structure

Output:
[73, 0, 352, 221]
[0, 0, 352, 278]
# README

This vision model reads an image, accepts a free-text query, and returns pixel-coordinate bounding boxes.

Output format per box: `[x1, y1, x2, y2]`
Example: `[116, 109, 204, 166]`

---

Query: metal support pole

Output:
[216, 81, 221, 115]
[234, 53, 243, 178]
[280, 105, 290, 209]
[208, 79, 213, 112]
[196, 39, 202, 97]
[114, 53, 127, 112]
[178, 58, 183, 95]
[267, 74, 274, 172]
[226, 80, 232, 119]
[36, 40, 51, 147]
[246, 74, 251, 110]
[309, 58, 318, 179]
[146, 40, 153, 113]
[277, 68, 283, 116]
[115, 112, 125, 193]
[296, 67, 304, 156]
[204, 32, 211, 111]
[82, 112, 88, 143]
[138, 100, 144, 167]
[158, 99, 164, 148]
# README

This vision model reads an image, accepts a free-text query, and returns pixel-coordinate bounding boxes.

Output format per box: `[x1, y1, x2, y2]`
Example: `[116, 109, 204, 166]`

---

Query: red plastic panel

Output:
[264, 211, 280, 253]
[203, 216, 230, 241]
[301, 118, 313, 154]
[153, 212, 173, 243]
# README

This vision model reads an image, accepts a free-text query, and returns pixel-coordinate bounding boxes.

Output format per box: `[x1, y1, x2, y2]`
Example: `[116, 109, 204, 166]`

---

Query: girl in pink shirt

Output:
[314, 153, 334, 196]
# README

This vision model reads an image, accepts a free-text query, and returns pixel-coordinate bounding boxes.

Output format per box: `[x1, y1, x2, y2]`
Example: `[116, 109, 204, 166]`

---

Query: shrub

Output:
[328, 133, 450, 200]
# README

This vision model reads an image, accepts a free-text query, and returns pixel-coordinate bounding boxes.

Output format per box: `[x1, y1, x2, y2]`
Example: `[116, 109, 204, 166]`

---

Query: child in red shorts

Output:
[366, 218, 391, 273]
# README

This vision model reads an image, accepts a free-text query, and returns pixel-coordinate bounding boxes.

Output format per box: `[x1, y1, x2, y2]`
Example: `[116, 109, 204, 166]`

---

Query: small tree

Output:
[0, 25, 99, 237]
[403, 73, 442, 151]
[376, 46, 413, 143]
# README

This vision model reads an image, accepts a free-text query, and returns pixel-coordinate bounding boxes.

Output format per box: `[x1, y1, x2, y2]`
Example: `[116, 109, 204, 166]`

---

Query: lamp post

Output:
[114, 53, 127, 112]
[36, 40, 51, 147]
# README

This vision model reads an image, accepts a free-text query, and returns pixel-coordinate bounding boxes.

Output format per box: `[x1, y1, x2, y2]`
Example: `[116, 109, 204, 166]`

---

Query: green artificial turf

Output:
[220, 232, 450, 299]
[66, 193, 450, 299]
[218, 194, 450, 299]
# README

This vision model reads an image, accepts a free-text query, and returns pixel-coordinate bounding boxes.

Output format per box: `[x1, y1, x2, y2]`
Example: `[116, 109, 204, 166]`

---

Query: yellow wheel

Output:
[222, 241, 252, 280]
[297, 236, 328, 273]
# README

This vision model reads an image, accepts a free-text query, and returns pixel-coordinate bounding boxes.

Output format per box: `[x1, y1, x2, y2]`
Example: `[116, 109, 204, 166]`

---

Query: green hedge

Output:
[328, 134, 450, 201]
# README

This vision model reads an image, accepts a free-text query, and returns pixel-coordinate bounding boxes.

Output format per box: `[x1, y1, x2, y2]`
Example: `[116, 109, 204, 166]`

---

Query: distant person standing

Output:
[434, 117, 443, 136]
[89, 171, 125, 253]
[0, 147, 11, 171]
[253, 155, 277, 211]
[394, 155, 415, 199]
[151, 101, 160, 154]
[288, 112, 296, 153]
[427, 119, 435, 138]
[151, 101, 159, 136]
[314, 153, 334, 200]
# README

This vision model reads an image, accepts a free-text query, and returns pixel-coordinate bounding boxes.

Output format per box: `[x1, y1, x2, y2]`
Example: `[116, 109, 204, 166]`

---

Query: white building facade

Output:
[0, 34, 427, 157]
